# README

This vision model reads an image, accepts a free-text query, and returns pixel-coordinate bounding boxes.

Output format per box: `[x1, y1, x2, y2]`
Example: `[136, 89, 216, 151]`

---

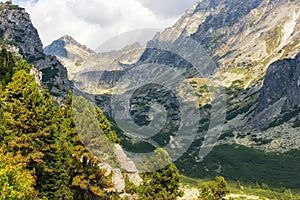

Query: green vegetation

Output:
[264, 24, 284, 54]
[0, 47, 187, 199]
[181, 175, 300, 199]
[0, 147, 38, 199]
[279, 39, 300, 59]
[225, 80, 259, 121]
[176, 144, 300, 190]
[41, 67, 59, 82]
[0, 47, 120, 199]
[0, 2, 23, 11]
[0, 46, 19, 87]
[128, 148, 184, 200]
[95, 106, 120, 144]
[199, 176, 230, 200]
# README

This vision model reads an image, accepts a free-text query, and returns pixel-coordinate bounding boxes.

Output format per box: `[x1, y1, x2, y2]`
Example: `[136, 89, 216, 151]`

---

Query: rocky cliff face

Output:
[0, 2, 72, 103]
[257, 54, 300, 113]
[142, 0, 300, 87]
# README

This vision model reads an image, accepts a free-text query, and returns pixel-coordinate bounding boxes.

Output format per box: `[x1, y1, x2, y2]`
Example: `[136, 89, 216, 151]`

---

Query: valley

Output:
[0, 0, 300, 199]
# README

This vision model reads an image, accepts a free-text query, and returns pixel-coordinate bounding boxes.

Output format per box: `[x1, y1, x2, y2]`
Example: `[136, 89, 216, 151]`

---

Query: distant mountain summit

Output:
[44, 35, 95, 58]
[45, 35, 145, 85]
[44, 35, 97, 80]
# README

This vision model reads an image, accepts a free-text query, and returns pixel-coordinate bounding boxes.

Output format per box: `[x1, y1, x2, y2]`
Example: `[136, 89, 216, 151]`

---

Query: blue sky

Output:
[2, 0, 197, 49]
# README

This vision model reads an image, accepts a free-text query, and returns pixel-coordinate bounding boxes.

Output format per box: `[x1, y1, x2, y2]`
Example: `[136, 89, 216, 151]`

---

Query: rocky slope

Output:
[43, 0, 300, 151]
[44, 35, 96, 80]
[43, 0, 300, 188]
[44, 36, 145, 92]
[0, 2, 72, 103]
[144, 0, 300, 86]
[135, 0, 300, 143]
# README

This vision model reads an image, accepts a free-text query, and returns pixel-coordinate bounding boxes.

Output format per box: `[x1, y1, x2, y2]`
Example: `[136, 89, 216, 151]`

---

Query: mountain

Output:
[44, 0, 300, 189]
[257, 54, 300, 112]
[139, 0, 300, 187]
[136, 0, 300, 129]
[144, 0, 300, 86]
[44, 36, 145, 91]
[44, 35, 95, 58]
[0, 2, 146, 196]
[0, 2, 72, 103]
[44, 35, 96, 80]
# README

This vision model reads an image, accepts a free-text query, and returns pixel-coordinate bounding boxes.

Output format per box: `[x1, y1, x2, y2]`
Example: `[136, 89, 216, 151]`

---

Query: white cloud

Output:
[8, 0, 197, 50]
[138, 0, 197, 18]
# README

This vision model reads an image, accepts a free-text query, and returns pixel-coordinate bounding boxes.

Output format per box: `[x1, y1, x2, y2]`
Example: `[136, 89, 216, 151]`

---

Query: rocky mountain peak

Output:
[45, 35, 145, 83]
[0, 2, 72, 103]
[61, 34, 76, 43]
[60, 35, 94, 53]
[44, 34, 95, 59]
[0, 2, 44, 62]
[143, 0, 300, 88]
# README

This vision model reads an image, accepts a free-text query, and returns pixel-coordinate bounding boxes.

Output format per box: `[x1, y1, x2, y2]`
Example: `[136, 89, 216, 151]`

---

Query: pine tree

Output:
[199, 176, 230, 200]
[2, 68, 73, 199]
[138, 148, 184, 200]
[0, 56, 119, 199]
[95, 107, 120, 144]
[72, 96, 117, 166]
[0, 46, 16, 87]
[0, 146, 38, 200]
[37, 103, 74, 199]
[63, 93, 116, 199]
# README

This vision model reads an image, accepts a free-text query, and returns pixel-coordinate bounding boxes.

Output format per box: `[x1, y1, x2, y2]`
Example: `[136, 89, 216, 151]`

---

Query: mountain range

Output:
[1, 0, 300, 191]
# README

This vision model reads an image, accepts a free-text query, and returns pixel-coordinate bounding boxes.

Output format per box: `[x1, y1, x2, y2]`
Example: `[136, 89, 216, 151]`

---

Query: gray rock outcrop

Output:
[115, 144, 143, 186]
[0, 2, 72, 102]
[257, 54, 300, 113]
[112, 168, 126, 193]
[98, 144, 143, 194]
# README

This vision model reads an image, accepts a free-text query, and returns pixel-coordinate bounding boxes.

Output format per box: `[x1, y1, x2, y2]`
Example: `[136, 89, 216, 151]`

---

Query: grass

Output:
[181, 175, 300, 199]
[264, 24, 284, 54]
[280, 39, 300, 59]
[228, 183, 300, 199]
[176, 144, 300, 189]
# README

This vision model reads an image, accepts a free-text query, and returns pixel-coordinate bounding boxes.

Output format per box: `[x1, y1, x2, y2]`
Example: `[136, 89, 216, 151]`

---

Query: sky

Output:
[3, 0, 198, 50]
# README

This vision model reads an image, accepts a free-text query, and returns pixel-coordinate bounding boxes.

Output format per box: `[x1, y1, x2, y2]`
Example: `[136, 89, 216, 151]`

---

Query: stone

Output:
[112, 168, 125, 193]
[115, 144, 143, 186]
[0, 2, 72, 103]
